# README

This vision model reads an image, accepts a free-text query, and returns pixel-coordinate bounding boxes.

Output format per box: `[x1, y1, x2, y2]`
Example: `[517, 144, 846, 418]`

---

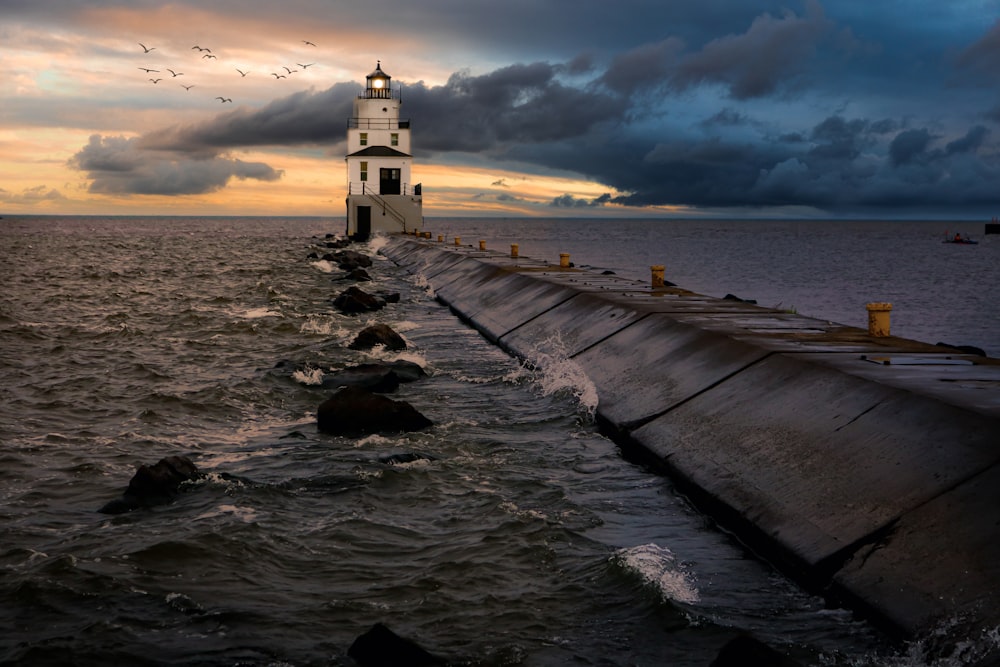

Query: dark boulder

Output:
[348, 622, 444, 667]
[99, 455, 201, 514]
[379, 452, 436, 465]
[346, 268, 372, 282]
[332, 286, 385, 314]
[332, 249, 374, 270]
[348, 323, 407, 351]
[321, 361, 425, 392]
[317, 386, 432, 435]
[322, 364, 401, 393]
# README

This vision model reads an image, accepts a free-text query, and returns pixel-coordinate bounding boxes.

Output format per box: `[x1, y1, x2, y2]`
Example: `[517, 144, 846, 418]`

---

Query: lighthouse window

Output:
[391, 133, 399, 146]
[359, 133, 368, 146]
[360, 161, 368, 181]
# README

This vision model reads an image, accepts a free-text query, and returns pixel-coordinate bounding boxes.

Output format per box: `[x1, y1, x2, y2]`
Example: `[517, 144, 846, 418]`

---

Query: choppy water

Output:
[1, 216, 997, 666]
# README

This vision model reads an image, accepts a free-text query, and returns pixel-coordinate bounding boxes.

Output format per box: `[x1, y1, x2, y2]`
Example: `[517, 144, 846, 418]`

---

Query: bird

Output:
[216, 97, 232, 103]
[139, 43, 155, 53]
[181, 84, 194, 90]
[149, 78, 162, 83]
[271, 73, 286, 79]
[283, 66, 296, 74]
[191, 45, 211, 52]
[138, 67, 159, 73]
[236, 68, 248, 77]
[302, 40, 316, 46]
[297, 63, 315, 69]
[202, 54, 217, 59]
[167, 69, 184, 77]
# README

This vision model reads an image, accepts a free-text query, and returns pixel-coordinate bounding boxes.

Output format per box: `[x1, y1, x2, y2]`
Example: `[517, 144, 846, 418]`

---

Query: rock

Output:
[322, 364, 401, 393]
[317, 386, 432, 435]
[379, 452, 436, 465]
[332, 286, 385, 314]
[710, 634, 802, 667]
[347, 268, 372, 281]
[321, 360, 426, 392]
[332, 249, 374, 270]
[348, 622, 444, 667]
[348, 323, 407, 351]
[98, 455, 201, 514]
[380, 292, 401, 304]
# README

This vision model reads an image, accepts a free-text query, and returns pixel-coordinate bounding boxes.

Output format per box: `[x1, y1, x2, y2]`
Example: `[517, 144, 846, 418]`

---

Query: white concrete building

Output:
[344, 62, 423, 239]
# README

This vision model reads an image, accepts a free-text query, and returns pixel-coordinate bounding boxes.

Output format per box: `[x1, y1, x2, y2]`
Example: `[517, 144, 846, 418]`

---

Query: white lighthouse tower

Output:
[345, 62, 422, 239]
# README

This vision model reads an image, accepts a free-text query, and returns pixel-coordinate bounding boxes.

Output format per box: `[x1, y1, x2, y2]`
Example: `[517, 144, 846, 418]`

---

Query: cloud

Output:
[0, 184, 66, 205]
[70, 134, 282, 195]
[599, 0, 834, 100]
[550, 193, 612, 208]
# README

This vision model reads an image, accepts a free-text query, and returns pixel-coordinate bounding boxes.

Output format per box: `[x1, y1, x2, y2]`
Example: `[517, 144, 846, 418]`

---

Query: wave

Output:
[611, 543, 700, 605]
[515, 333, 599, 419]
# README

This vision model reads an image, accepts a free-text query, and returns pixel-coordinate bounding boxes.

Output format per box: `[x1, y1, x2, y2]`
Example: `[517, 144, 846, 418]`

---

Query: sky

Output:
[4, 0, 1000, 219]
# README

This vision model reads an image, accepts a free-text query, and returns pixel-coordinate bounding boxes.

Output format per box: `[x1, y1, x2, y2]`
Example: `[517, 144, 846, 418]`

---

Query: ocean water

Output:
[1, 215, 997, 666]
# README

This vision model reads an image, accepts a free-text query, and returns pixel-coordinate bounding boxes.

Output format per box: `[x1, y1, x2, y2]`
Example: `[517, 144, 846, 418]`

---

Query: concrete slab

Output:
[572, 313, 771, 428]
[792, 352, 1000, 417]
[432, 265, 582, 344]
[497, 293, 649, 361]
[831, 463, 1000, 638]
[628, 352, 1000, 575]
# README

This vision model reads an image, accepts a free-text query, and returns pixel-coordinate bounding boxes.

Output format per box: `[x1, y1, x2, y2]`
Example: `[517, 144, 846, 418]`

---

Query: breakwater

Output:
[382, 233, 1000, 651]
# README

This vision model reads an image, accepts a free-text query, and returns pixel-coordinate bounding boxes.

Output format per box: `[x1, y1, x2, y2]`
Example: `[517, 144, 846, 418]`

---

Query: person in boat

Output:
[954, 232, 963, 242]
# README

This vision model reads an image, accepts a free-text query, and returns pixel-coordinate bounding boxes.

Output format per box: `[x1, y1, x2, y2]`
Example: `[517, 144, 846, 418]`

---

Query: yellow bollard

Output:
[511, 244, 519, 258]
[437, 234, 443, 242]
[479, 240, 486, 251]
[651, 265, 665, 288]
[454, 237, 461, 246]
[866, 302, 892, 337]
[559, 253, 570, 268]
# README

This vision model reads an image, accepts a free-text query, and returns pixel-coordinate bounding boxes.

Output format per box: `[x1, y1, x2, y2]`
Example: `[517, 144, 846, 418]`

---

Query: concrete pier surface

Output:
[380, 233, 1000, 649]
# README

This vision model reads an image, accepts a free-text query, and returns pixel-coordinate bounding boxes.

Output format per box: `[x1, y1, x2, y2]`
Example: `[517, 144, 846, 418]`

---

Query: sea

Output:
[2, 215, 998, 667]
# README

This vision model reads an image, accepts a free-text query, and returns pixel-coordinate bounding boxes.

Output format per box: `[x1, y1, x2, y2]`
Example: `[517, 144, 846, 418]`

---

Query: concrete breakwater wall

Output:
[381, 234, 1000, 649]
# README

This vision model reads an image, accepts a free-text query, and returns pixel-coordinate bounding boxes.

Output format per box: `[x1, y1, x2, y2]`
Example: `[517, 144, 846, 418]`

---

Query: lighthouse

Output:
[345, 62, 423, 239]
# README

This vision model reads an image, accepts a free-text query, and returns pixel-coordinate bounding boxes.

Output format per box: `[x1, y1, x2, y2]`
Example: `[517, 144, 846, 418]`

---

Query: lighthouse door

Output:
[356, 206, 371, 240]
[379, 168, 401, 195]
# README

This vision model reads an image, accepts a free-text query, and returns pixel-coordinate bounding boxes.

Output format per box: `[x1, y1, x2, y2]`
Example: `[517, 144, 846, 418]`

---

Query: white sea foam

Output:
[300, 315, 348, 337]
[292, 367, 325, 385]
[242, 306, 281, 319]
[367, 234, 389, 254]
[612, 543, 700, 605]
[518, 333, 599, 419]
[411, 271, 436, 297]
[310, 259, 337, 273]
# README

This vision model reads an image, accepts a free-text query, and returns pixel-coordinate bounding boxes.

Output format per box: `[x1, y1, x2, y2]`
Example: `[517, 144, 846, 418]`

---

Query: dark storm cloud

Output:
[955, 19, 1000, 76]
[70, 134, 281, 195]
[139, 84, 357, 153]
[598, 0, 833, 99]
[671, 0, 833, 99]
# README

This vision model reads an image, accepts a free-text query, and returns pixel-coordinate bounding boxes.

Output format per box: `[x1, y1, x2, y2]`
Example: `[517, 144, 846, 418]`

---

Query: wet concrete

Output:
[381, 234, 1000, 648]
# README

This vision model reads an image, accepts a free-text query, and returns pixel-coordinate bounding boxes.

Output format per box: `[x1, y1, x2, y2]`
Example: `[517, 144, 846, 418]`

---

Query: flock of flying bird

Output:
[136, 40, 318, 104]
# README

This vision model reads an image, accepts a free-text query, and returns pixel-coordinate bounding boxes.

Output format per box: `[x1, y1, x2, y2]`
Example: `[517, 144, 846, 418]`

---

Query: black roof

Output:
[346, 146, 411, 158]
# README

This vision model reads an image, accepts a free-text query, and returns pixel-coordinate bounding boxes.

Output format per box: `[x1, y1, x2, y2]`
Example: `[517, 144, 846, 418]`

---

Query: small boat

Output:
[943, 234, 978, 245]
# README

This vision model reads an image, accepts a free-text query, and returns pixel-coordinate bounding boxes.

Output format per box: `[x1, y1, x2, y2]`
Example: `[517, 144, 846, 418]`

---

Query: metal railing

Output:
[348, 119, 411, 129]
[348, 182, 422, 196]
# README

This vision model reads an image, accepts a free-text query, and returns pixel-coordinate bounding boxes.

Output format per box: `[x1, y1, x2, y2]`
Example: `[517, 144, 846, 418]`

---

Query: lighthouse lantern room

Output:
[345, 62, 423, 239]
